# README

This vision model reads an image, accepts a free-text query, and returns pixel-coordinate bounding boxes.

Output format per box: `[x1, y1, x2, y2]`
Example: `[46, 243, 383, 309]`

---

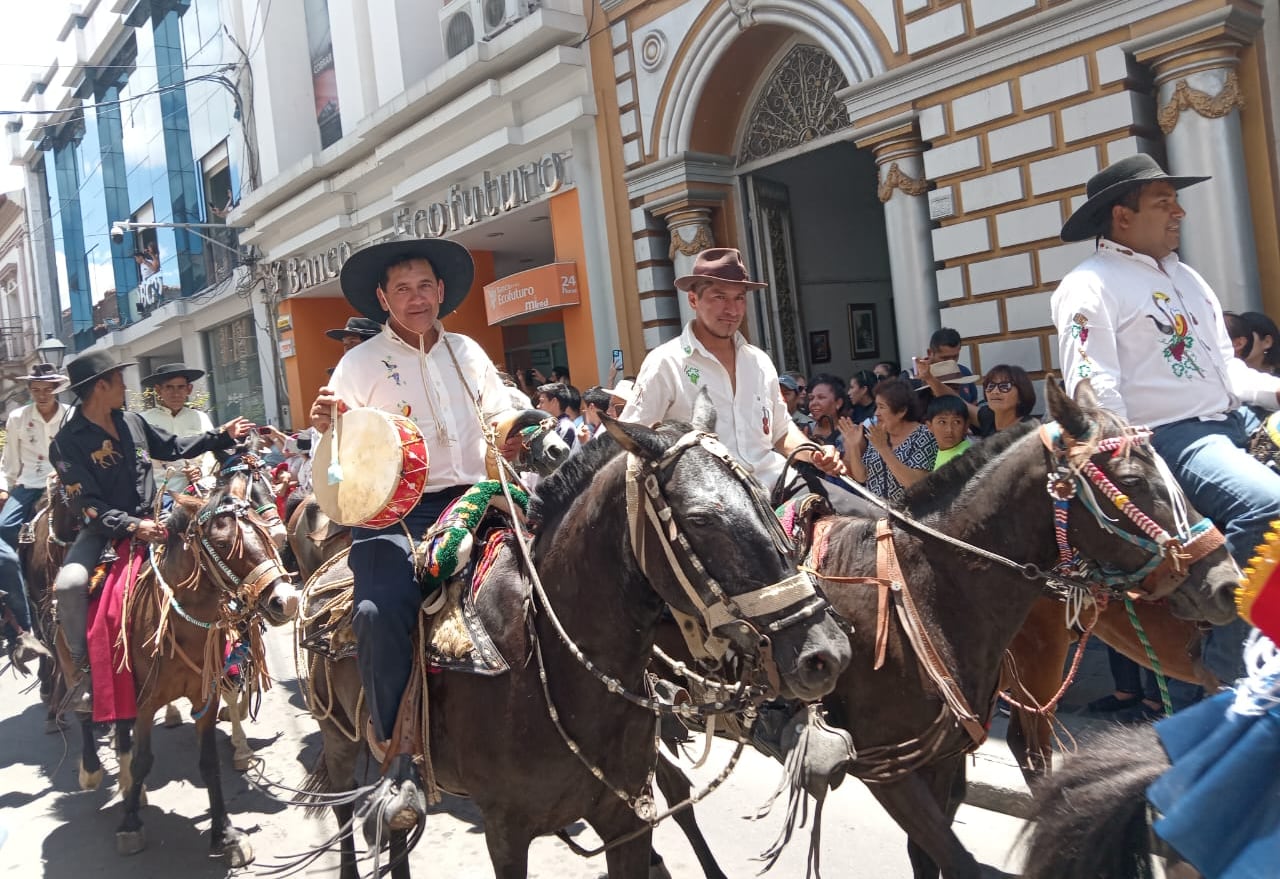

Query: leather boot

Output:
[9, 631, 50, 675]
[63, 661, 93, 715]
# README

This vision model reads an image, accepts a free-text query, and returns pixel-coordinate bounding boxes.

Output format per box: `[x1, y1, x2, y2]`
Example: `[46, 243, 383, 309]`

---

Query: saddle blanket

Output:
[88, 539, 145, 722]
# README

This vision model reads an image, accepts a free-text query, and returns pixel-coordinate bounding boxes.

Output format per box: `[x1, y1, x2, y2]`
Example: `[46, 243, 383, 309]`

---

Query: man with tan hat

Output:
[1052, 153, 1280, 687]
[621, 247, 842, 487]
[0, 363, 70, 669]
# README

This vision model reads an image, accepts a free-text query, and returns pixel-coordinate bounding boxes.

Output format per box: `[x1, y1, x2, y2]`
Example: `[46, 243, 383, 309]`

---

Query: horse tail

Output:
[297, 749, 335, 820]
[1021, 723, 1168, 879]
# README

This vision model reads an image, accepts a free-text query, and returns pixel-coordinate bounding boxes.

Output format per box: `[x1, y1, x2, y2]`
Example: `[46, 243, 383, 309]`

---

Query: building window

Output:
[304, 0, 342, 149]
[200, 142, 238, 282]
[204, 315, 265, 426]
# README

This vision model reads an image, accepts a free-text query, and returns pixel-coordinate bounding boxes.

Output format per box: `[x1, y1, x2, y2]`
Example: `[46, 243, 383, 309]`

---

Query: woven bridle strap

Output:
[624, 431, 825, 672]
[192, 496, 288, 609]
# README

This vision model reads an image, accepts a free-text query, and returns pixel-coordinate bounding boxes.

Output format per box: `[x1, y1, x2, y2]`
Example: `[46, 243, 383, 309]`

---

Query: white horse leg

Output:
[116, 750, 147, 806]
[162, 703, 182, 728]
[227, 687, 253, 771]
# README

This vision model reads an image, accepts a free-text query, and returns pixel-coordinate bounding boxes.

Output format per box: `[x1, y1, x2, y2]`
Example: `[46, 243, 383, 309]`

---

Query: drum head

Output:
[313, 409, 421, 527]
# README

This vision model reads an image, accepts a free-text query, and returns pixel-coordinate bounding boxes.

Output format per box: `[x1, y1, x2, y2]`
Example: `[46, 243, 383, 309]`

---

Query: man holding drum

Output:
[309, 238, 511, 834]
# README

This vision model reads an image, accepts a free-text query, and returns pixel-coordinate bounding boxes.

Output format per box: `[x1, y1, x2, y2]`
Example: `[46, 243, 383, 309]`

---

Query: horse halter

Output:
[624, 430, 828, 688]
[1040, 422, 1224, 600]
[220, 453, 280, 520]
[191, 494, 289, 612]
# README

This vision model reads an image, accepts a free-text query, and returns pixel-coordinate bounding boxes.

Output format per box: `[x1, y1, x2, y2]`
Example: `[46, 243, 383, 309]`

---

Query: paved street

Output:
[0, 626, 1027, 878]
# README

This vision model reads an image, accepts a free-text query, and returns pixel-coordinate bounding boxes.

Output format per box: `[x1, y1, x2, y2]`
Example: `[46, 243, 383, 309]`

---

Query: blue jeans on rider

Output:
[349, 485, 468, 743]
[1151, 409, 1280, 684]
[0, 485, 45, 635]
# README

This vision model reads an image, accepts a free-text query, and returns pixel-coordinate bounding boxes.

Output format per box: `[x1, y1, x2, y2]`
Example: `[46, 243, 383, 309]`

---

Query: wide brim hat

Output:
[674, 247, 767, 292]
[339, 239, 475, 323]
[929, 360, 981, 385]
[325, 316, 382, 341]
[20, 363, 70, 393]
[66, 350, 137, 391]
[142, 362, 205, 387]
[1061, 154, 1210, 243]
[603, 378, 635, 402]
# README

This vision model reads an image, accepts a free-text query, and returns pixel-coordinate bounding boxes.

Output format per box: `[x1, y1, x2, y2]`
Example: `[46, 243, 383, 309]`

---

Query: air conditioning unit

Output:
[439, 0, 538, 58]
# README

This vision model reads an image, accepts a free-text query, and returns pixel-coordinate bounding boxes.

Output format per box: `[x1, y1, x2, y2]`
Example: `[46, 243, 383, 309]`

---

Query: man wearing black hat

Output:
[140, 362, 216, 495]
[0, 363, 70, 670]
[50, 351, 254, 709]
[1052, 154, 1280, 685]
[308, 238, 512, 835]
[325, 316, 382, 352]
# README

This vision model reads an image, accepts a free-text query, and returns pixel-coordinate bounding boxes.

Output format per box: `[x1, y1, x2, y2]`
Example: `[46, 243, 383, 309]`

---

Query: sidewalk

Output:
[963, 634, 1164, 818]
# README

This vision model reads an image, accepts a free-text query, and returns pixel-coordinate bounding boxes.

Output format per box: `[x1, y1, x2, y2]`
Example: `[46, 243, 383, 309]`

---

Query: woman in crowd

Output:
[1225, 310, 1280, 375]
[920, 360, 1037, 437]
[805, 373, 850, 450]
[839, 377, 937, 501]
[846, 369, 877, 425]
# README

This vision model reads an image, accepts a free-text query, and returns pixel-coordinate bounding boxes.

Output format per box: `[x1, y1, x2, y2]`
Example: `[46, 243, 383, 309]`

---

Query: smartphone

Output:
[612, 348, 624, 371]
[255, 425, 271, 435]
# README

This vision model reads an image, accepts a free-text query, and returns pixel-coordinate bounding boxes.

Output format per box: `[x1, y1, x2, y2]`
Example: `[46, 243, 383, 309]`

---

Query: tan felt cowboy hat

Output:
[66, 350, 137, 392]
[339, 239, 475, 323]
[325, 316, 382, 342]
[1061, 154, 1209, 243]
[142, 362, 205, 387]
[929, 361, 981, 385]
[674, 248, 767, 292]
[20, 362, 70, 393]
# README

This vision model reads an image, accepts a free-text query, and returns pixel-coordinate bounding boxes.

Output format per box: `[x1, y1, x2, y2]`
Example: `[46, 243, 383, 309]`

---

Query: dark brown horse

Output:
[784, 381, 1238, 879]
[21, 475, 79, 731]
[298, 400, 851, 878]
[54, 483, 300, 864]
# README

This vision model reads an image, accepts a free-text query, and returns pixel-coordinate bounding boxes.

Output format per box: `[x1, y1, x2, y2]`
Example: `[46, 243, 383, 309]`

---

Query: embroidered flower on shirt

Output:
[1148, 291, 1205, 379]
[382, 357, 403, 387]
[685, 366, 701, 386]
[398, 401, 412, 417]
[1068, 313, 1095, 379]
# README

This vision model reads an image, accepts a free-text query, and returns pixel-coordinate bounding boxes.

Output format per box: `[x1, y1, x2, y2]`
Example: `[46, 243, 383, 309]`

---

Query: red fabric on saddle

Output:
[87, 540, 144, 723]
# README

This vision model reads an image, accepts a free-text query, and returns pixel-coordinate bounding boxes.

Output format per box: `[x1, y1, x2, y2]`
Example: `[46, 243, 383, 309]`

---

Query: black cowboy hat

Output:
[19, 362, 70, 392]
[324, 316, 382, 341]
[142, 361, 205, 387]
[66, 350, 137, 392]
[1061, 154, 1210, 242]
[338, 239, 475, 324]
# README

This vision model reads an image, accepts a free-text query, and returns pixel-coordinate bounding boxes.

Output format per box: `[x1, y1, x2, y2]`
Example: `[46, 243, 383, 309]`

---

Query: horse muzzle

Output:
[262, 579, 300, 624]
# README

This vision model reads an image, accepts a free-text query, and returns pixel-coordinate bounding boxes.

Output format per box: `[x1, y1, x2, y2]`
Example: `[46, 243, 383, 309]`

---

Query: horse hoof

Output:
[233, 751, 252, 772]
[212, 835, 254, 867]
[80, 765, 104, 791]
[116, 829, 146, 856]
[163, 704, 182, 728]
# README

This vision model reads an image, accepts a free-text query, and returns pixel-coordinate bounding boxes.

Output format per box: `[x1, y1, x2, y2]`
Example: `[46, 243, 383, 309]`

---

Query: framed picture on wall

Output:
[848, 303, 880, 359]
[808, 330, 831, 364]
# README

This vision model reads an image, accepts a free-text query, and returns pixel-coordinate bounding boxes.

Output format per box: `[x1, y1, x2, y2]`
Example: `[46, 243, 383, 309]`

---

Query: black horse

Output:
[298, 397, 853, 878]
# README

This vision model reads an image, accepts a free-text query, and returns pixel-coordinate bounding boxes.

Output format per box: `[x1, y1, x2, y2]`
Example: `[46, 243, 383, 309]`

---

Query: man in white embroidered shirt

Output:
[622, 248, 843, 489]
[309, 238, 511, 836]
[140, 362, 217, 495]
[1051, 154, 1280, 685]
[0, 363, 69, 669]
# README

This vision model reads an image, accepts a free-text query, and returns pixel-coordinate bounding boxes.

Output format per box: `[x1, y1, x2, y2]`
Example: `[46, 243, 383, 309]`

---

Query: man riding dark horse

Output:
[49, 350, 255, 711]
[0, 363, 71, 671]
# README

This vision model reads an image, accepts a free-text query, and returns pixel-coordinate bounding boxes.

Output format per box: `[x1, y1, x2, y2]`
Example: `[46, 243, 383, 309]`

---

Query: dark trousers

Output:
[1108, 646, 1202, 711]
[0, 486, 44, 636]
[350, 486, 466, 742]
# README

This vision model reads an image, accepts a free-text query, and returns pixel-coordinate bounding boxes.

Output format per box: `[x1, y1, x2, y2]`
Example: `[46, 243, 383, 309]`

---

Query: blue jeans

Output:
[349, 486, 467, 742]
[1151, 410, 1280, 682]
[0, 485, 45, 636]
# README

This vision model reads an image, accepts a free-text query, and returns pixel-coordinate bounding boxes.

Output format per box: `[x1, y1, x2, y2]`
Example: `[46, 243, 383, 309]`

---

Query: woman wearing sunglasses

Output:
[919, 361, 1037, 437]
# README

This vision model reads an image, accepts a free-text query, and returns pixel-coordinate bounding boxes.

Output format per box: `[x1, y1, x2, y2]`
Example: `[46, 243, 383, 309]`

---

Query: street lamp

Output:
[36, 334, 66, 369]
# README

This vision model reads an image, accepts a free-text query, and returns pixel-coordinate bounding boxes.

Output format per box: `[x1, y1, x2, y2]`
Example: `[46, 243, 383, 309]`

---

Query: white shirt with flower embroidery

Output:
[1051, 238, 1280, 428]
[329, 322, 509, 490]
[621, 321, 791, 488]
[1, 401, 72, 491]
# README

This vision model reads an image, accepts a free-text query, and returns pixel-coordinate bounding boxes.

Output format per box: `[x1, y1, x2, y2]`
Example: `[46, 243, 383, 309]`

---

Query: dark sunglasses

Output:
[984, 380, 1014, 393]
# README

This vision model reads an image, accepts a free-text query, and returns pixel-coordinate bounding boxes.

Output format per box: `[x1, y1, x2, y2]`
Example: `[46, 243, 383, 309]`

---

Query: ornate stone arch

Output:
[659, 0, 886, 158]
[737, 43, 851, 165]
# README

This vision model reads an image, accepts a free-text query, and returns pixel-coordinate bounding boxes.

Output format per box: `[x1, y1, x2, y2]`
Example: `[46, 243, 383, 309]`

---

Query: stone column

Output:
[663, 206, 715, 328]
[854, 114, 940, 366]
[1132, 9, 1262, 312]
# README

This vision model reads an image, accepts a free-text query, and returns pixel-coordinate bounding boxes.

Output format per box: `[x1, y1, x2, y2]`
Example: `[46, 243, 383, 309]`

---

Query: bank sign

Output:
[277, 152, 570, 297]
[483, 262, 579, 325]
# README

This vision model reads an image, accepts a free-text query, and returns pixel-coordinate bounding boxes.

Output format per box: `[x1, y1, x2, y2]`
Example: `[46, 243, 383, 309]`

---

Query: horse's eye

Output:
[683, 512, 714, 528]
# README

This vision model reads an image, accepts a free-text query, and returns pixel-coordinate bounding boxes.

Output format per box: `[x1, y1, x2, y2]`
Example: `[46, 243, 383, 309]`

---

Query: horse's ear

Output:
[602, 415, 668, 461]
[691, 387, 717, 433]
[1046, 375, 1093, 438]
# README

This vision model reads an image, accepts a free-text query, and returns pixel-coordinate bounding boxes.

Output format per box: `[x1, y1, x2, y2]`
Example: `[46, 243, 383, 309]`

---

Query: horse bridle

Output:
[1040, 422, 1224, 601]
[190, 494, 289, 613]
[219, 454, 282, 522]
[625, 430, 829, 689]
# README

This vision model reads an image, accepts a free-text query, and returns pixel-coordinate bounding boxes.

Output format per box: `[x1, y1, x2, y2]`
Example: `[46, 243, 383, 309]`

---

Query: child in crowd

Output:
[925, 394, 972, 469]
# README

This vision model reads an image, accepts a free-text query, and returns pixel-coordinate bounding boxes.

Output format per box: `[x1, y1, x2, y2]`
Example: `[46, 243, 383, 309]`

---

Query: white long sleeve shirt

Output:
[0, 402, 71, 492]
[329, 322, 508, 490]
[140, 405, 217, 492]
[621, 322, 791, 488]
[1051, 239, 1280, 428]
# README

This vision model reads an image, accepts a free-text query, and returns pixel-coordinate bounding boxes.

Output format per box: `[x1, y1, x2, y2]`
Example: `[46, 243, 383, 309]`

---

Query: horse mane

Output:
[901, 420, 1039, 517]
[527, 433, 622, 532]
[164, 490, 225, 553]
